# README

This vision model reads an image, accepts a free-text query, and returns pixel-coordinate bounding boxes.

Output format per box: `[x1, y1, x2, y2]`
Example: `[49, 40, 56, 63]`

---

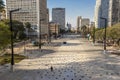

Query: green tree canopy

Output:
[25, 22, 31, 29]
[2, 19, 26, 40]
[95, 23, 120, 46]
[0, 22, 11, 50]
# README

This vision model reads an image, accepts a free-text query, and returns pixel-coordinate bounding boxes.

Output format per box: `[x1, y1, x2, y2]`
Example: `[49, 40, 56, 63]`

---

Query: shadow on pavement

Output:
[57, 49, 102, 53]
[62, 43, 82, 46]
[1, 57, 120, 80]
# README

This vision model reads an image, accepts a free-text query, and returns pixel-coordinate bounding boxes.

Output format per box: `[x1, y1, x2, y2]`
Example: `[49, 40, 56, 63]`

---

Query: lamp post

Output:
[39, 19, 45, 51]
[100, 17, 107, 53]
[93, 26, 96, 44]
[55, 24, 57, 39]
[48, 23, 51, 43]
[10, 8, 21, 72]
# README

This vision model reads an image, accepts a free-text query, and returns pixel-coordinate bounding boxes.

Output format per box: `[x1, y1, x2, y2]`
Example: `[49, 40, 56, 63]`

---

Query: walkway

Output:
[0, 35, 120, 80]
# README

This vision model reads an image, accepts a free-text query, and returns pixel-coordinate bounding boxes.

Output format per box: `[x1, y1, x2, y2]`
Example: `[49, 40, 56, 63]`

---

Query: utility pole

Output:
[100, 17, 107, 53]
[55, 24, 57, 39]
[93, 26, 95, 44]
[10, 8, 21, 72]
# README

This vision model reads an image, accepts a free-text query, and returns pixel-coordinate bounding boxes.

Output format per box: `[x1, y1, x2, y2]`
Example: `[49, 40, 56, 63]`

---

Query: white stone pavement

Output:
[0, 35, 120, 80]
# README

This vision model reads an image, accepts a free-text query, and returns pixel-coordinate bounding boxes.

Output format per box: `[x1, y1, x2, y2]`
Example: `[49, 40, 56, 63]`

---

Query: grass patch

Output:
[0, 54, 26, 65]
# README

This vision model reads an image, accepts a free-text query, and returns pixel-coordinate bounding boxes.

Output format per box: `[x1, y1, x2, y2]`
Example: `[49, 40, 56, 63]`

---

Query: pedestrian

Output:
[50, 66, 53, 72]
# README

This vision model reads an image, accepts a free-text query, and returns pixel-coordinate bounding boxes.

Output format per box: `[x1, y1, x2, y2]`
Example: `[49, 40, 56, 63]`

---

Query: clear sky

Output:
[47, 0, 96, 27]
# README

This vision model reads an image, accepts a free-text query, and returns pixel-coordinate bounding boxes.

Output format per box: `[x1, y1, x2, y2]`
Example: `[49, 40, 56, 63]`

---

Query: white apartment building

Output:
[94, 0, 120, 28]
[52, 8, 65, 30]
[6, 0, 48, 37]
[94, 0, 102, 28]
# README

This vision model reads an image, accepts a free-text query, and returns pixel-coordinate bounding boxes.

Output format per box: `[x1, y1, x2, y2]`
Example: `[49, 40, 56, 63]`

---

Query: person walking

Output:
[50, 66, 53, 72]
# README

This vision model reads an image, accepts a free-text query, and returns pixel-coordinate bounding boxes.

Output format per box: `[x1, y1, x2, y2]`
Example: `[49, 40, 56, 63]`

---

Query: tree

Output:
[0, 0, 4, 12]
[81, 25, 88, 37]
[0, 22, 11, 50]
[95, 23, 120, 46]
[2, 19, 26, 40]
[25, 22, 31, 38]
[108, 23, 120, 45]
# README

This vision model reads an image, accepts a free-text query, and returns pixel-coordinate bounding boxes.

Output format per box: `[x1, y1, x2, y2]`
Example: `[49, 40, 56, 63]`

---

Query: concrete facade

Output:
[94, 0, 102, 28]
[52, 8, 65, 30]
[49, 22, 60, 36]
[77, 16, 90, 31]
[90, 22, 95, 27]
[77, 16, 82, 31]
[6, 0, 48, 36]
[67, 23, 72, 31]
[110, 0, 120, 26]
[81, 18, 90, 27]
[94, 0, 120, 28]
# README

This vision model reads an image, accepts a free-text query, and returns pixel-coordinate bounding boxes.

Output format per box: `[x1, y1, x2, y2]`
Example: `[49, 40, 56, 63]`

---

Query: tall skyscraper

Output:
[109, 0, 120, 26]
[77, 16, 82, 31]
[94, 0, 103, 28]
[52, 8, 65, 30]
[6, 0, 48, 36]
[94, 0, 120, 28]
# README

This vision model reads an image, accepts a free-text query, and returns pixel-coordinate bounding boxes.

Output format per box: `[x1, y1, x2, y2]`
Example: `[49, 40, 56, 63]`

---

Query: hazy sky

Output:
[4, 0, 96, 27]
[47, 0, 96, 27]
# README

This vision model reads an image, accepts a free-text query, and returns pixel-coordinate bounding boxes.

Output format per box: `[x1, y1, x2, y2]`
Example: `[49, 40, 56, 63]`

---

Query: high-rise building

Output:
[77, 16, 90, 29]
[90, 22, 95, 27]
[109, 0, 120, 26]
[81, 18, 90, 27]
[6, 0, 48, 37]
[49, 22, 60, 36]
[67, 22, 72, 31]
[94, 0, 102, 28]
[52, 8, 65, 30]
[77, 16, 82, 31]
[94, 0, 120, 28]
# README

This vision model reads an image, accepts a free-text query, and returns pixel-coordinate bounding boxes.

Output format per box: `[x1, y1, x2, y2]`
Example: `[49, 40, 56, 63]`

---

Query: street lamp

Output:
[48, 23, 51, 43]
[55, 24, 57, 39]
[10, 8, 21, 72]
[93, 26, 96, 44]
[100, 17, 107, 53]
[39, 19, 45, 51]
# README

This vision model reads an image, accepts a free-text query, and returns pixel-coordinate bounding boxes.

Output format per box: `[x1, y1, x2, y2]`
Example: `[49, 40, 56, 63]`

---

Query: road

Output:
[0, 35, 120, 80]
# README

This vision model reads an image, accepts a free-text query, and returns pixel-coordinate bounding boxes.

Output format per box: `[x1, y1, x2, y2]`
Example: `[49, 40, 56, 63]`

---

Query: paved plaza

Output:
[0, 35, 120, 80]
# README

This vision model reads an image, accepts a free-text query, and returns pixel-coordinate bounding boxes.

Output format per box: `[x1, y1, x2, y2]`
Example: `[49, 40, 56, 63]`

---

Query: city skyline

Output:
[47, 0, 96, 27]
[4, 0, 96, 27]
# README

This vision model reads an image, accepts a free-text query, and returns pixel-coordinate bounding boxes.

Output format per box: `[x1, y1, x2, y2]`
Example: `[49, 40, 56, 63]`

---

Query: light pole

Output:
[55, 24, 57, 39]
[48, 23, 51, 43]
[10, 8, 21, 72]
[93, 26, 96, 44]
[100, 17, 107, 53]
[39, 19, 45, 51]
